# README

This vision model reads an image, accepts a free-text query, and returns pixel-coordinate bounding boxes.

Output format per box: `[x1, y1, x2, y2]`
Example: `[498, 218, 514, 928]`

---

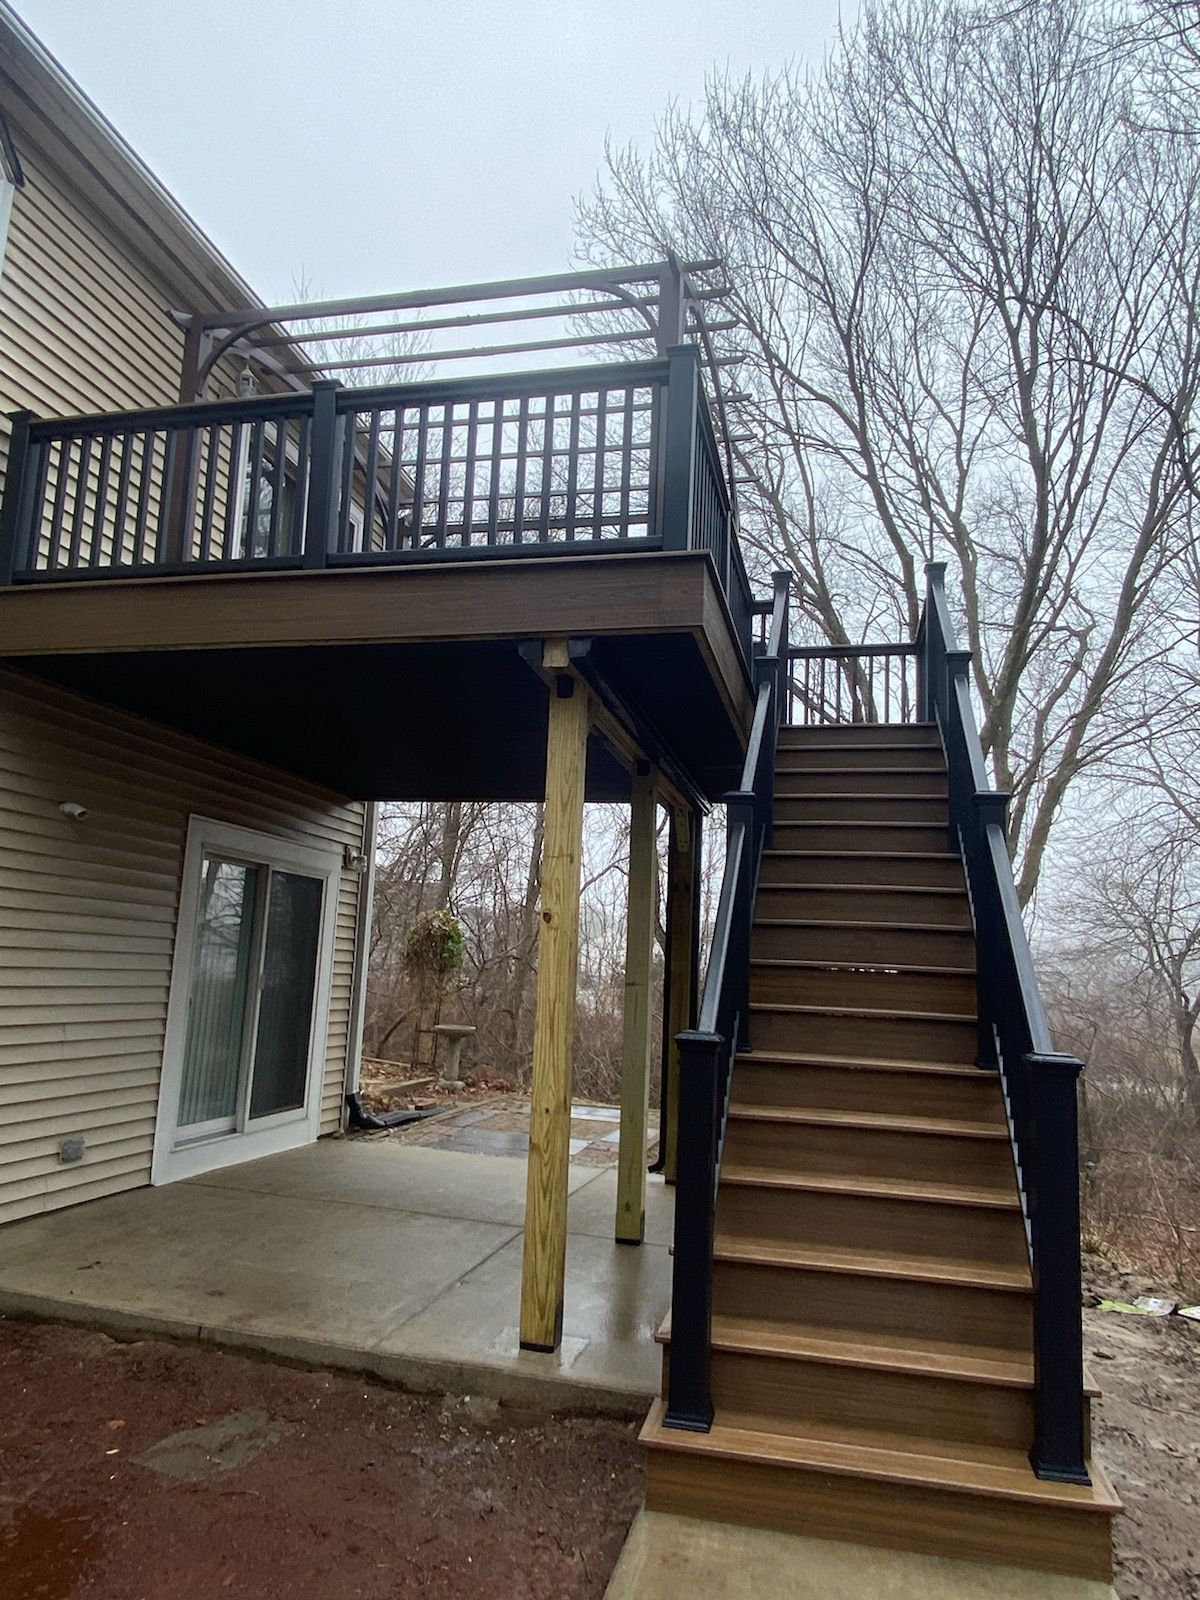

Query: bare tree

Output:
[577, 0, 1200, 900]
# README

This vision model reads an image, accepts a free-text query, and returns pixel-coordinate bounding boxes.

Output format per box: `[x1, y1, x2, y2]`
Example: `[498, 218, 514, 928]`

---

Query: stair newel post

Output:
[665, 1028, 720, 1432]
[1027, 1049, 1090, 1486]
[922, 561, 948, 725]
[942, 649, 973, 851]
[725, 791, 756, 1054]
[303, 379, 343, 568]
[914, 607, 928, 722]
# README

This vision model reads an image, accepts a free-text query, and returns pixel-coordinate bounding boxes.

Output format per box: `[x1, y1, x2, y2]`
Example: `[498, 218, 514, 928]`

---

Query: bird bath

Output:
[433, 1023, 476, 1089]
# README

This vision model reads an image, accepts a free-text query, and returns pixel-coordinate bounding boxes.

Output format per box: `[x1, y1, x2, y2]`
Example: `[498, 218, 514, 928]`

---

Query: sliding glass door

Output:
[176, 858, 261, 1137]
[157, 819, 338, 1182]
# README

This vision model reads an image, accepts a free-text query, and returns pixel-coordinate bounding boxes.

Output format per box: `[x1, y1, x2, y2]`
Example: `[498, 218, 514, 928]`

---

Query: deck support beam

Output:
[519, 643, 590, 1351]
[662, 806, 700, 1183]
[616, 764, 659, 1243]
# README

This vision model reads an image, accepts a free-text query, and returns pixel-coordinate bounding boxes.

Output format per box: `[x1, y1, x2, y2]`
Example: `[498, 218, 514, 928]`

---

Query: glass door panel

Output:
[177, 858, 260, 1133]
[248, 870, 323, 1120]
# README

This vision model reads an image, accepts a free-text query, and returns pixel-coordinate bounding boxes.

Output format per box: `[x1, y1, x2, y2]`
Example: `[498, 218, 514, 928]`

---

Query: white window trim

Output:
[151, 816, 340, 1184]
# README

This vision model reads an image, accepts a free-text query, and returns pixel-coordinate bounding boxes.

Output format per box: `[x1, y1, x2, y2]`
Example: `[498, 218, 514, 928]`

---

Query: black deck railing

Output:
[666, 569, 790, 1431]
[787, 642, 918, 725]
[916, 561, 1089, 1485]
[666, 561, 1089, 1486]
[0, 346, 753, 665]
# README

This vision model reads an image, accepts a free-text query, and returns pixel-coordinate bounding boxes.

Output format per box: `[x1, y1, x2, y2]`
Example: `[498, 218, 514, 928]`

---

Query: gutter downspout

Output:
[342, 800, 379, 1130]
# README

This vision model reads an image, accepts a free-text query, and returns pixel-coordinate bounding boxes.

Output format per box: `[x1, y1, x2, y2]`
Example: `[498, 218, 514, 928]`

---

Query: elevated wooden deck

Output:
[0, 340, 754, 803]
[0, 548, 751, 801]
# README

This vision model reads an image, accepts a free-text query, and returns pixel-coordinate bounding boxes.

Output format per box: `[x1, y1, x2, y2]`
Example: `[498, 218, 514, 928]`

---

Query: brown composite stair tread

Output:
[772, 820, 950, 829]
[774, 784, 949, 794]
[776, 741, 944, 751]
[726, 1105, 1008, 1141]
[756, 881, 965, 897]
[713, 1236, 1032, 1292]
[655, 1312, 1036, 1387]
[762, 849, 962, 863]
[719, 1160, 1018, 1210]
[749, 1001, 976, 1025]
[774, 766, 948, 777]
[640, 1399, 1120, 1512]
[774, 789, 948, 801]
[735, 1048, 991, 1078]
[778, 722, 940, 734]
[754, 916, 973, 933]
[751, 955, 978, 979]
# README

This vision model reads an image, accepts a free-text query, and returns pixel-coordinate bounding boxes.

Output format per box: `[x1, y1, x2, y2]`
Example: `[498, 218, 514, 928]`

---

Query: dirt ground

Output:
[1084, 1255, 1200, 1599]
[0, 1318, 643, 1600]
[0, 1260, 1195, 1599]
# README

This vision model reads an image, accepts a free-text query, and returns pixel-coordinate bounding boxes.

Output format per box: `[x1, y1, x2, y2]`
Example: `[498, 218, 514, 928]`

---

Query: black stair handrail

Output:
[665, 567, 791, 1431]
[917, 560, 1090, 1486]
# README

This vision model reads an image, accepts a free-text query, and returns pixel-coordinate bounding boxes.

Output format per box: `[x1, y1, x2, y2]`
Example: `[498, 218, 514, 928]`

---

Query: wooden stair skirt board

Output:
[645, 723, 1116, 1580]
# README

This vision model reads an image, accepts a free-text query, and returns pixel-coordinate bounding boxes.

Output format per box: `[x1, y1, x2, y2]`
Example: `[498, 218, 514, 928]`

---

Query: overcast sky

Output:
[10, 0, 845, 307]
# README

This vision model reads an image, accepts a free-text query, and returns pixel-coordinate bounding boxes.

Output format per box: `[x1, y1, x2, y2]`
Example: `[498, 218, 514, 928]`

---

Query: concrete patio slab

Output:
[604, 1512, 1120, 1600]
[191, 1136, 598, 1228]
[0, 1139, 673, 1416]
[379, 1227, 671, 1404]
[563, 1166, 675, 1247]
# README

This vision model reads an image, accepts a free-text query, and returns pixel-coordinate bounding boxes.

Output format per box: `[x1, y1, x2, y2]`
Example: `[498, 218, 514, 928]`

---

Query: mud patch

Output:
[0, 1504, 104, 1599]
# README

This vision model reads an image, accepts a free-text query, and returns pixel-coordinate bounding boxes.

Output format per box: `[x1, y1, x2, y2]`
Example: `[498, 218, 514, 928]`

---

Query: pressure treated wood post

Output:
[663, 806, 698, 1184]
[519, 648, 589, 1351]
[616, 764, 658, 1244]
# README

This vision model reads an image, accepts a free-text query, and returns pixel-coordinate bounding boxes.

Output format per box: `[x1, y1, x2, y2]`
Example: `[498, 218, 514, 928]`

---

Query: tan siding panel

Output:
[0, 157, 179, 474]
[0, 669, 365, 1224]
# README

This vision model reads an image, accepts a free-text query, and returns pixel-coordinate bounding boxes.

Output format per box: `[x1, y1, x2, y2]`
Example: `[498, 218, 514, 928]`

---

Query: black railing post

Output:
[944, 649, 975, 847]
[660, 344, 700, 552]
[304, 379, 343, 568]
[162, 422, 200, 563]
[922, 560, 948, 723]
[0, 410, 36, 583]
[1027, 1049, 1090, 1486]
[665, 1028, 720, 1431]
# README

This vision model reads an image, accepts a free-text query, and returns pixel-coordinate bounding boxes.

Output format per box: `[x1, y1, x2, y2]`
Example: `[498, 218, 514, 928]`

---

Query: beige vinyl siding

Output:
[0, 141, 182, 429]
[0, 130, 247, 465]
[0, 667, 366, 1227]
